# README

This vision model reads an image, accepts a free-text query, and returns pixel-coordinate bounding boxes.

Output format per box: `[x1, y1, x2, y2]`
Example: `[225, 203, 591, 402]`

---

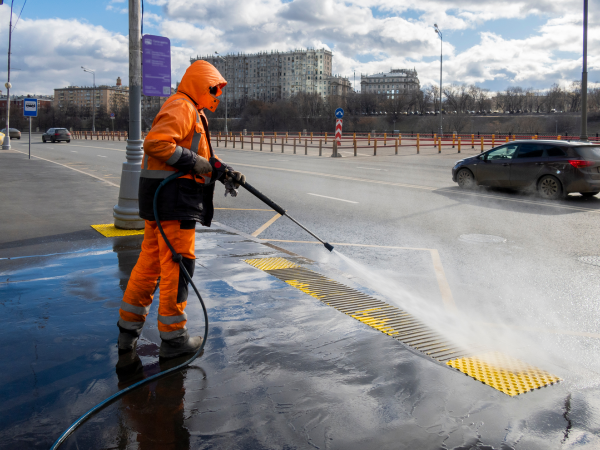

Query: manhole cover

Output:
[578, 256, 600, 267]
[459, 234, 507, 244]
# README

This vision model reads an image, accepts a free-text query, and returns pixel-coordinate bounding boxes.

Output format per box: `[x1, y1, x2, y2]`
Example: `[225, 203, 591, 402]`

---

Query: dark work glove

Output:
[226, 170, 246, 188]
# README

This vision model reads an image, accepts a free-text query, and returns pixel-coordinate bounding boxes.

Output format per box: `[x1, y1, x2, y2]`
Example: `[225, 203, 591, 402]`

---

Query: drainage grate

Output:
[245, 257, 561, 396]
[578, 256, 600, 267]
[459, 234, 506, 244]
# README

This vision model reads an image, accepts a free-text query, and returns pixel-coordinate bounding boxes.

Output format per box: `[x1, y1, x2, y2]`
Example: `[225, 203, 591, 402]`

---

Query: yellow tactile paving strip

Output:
[245, 257, 561, 396]
[446, 352, 562, 396]
[91, 224, 145, 237]
[245, 257, 299, 271]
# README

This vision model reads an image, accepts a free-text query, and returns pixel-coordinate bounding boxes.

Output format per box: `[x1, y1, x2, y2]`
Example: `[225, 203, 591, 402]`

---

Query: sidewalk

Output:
[0, 149, 591, 450]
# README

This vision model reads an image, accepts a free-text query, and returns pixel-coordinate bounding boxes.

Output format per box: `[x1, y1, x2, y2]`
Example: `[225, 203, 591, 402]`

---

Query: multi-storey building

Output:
[54, 77, 174, 113]
[191, 48, 351, 106]
[360, 69, 420, 98]
[54, 77, 129, 112]
[0, 94, 53, 111]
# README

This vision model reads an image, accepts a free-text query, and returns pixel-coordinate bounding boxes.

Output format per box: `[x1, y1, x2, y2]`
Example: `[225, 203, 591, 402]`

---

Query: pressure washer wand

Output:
[239, 178, 334, 252]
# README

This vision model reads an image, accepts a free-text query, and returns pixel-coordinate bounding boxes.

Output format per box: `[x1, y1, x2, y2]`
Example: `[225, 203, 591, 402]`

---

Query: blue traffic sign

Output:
[23, 98, 38, 117]
[335, 108, 344, 119]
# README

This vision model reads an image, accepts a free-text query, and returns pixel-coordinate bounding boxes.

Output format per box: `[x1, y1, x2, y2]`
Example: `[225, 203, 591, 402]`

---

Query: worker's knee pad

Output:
[177, 257, 195, 303]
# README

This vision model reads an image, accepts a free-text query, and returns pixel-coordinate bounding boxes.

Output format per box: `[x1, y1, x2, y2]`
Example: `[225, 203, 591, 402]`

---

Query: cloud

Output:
[0, 0, 597, 95]
[0, 7, 128, 95]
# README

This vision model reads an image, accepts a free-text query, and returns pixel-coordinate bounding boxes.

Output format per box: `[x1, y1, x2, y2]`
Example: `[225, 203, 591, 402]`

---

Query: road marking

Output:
[97, 155, 107, 157]
[307, 193, 358, 203]
[68, 143, 125, 152]
[251, 213, 282, 237]
[71, 151, 77, 153]
[356, 167, 387, 171]
[259, 238, 457, 311]
[233, 162, 600, 215]
[215, 208, 273, 211]
[10, 149, 120, 188]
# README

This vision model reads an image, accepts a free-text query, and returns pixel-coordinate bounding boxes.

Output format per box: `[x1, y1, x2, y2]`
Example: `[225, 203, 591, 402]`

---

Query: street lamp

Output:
[580, 0, 588, 141]
[81, 66, 96, 132]
[434, 24, 443, 137]
[215, 51, 228, 133]
[2, 0, 15, 151]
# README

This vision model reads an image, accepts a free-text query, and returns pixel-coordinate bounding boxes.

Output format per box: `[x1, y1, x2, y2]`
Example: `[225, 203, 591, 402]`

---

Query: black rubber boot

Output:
[117, 323, 141, 354]
[159, 334, 203, 359]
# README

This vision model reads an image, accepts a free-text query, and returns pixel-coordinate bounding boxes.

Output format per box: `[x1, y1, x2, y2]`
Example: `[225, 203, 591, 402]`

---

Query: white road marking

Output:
[307, 193, 358, 204]
[71, 151, 77, 152]
[356, 167, 387, 171]
[97, 155, 106, 157]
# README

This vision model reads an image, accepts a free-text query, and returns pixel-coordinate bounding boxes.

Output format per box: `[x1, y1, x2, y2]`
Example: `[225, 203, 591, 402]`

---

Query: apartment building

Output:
[54, 77, 174, 113]
[0, 94, 53, 111]
[360, 69, 420, 97]
[191, 48, 350, 106]
[54, 77, 128, 112]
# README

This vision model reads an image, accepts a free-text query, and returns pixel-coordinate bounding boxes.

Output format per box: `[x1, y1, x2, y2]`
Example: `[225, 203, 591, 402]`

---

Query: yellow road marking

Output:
[215, 208, 273, 211]
[429, 249, 457, 312]
[11, 149, 120, 187]
[260, 239, 457, 311]
[251, 213, 282, 237]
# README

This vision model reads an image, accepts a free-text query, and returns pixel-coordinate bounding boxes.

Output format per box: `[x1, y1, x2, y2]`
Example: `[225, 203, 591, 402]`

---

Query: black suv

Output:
[42, 128, 71, 143]
[452, 140, 600, 199]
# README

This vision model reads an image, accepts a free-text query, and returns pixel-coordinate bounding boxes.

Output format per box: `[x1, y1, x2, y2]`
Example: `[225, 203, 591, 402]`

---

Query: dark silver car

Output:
[0, 128, 21, 139]
[452, 140, 600, 199]
[42, 128, 71, 143]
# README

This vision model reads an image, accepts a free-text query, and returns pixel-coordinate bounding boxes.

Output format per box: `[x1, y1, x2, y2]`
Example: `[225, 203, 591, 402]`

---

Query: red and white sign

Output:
[335, 119, 343, 144]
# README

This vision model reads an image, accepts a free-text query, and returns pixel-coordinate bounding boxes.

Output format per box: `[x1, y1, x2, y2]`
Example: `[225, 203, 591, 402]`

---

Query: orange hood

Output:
[176, 60, 227, 112]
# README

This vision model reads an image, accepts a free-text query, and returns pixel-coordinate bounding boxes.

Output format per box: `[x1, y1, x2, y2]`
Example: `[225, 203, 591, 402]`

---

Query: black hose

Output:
[50, 171, 209, 449]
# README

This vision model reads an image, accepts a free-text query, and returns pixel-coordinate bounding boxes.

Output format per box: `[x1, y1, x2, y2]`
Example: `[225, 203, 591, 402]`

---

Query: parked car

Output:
[451, 140, 600, 199]
[0, 131, 4, 145]
[42, 128, 71, 143]
[0, 128, 21, 139]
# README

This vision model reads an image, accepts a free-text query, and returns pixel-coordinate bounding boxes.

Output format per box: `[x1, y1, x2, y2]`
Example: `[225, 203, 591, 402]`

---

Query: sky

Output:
[0, 0, 598, 96]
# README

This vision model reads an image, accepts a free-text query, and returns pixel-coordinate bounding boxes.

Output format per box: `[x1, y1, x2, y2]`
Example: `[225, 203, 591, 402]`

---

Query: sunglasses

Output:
[209, 86, 219, 95]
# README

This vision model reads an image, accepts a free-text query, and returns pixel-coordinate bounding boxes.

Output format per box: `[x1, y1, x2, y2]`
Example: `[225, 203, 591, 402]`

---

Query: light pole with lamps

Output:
[81, 66, 96, 132]
[2, 0, 15, 150]
[580, 0, 589, 141]
[215, 52, 228, 133]
[434, 24, 443, 137]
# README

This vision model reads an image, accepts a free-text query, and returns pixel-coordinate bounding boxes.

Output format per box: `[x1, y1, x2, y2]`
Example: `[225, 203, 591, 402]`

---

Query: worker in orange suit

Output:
[117, 60, 245, 358]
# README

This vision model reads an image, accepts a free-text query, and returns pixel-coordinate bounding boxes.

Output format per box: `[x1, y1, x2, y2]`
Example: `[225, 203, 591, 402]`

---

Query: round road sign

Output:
[335, 108, 344, 119]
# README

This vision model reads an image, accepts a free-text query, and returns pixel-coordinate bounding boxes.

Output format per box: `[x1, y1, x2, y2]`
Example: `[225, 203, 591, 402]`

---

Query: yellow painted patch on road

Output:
[91, 224, 144, 237]
[447, 352, 562, 396]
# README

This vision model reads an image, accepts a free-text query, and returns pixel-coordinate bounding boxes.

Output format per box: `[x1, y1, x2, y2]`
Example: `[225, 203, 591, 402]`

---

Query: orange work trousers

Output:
[118, 220, 196, 341]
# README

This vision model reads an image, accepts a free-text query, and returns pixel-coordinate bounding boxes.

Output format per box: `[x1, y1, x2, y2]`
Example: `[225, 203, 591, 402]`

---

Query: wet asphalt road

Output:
[3, 136, 600, 448]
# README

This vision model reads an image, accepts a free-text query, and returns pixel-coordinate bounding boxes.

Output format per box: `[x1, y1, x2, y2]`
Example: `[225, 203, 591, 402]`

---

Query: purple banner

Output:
[142, 34, 171, 97]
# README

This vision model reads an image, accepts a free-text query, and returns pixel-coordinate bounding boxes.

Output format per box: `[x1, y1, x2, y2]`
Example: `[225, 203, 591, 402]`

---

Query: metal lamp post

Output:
[580, 0, 589, 142]
[215, 52, 228, 133]
[434, 24, 443, 137]
[113, 0, 144, 229]
[3, 0, 15, 151]
[81, 66, 96, 132]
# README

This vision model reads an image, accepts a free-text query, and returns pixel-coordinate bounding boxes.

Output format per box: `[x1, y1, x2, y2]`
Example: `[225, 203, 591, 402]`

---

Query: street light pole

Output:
[434, 24, 443, 137]
[2, 0, 15, 151]
[81, 67, 96, 132]
[215, 52, 228, 133]
[113, 0, 144, 229]
[580, 0, 588, 142]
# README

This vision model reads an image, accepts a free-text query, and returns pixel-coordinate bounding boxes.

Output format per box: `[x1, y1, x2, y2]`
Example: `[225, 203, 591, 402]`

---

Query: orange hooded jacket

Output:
[141, 60, 227, 182]
[137, 61, 227, 225]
